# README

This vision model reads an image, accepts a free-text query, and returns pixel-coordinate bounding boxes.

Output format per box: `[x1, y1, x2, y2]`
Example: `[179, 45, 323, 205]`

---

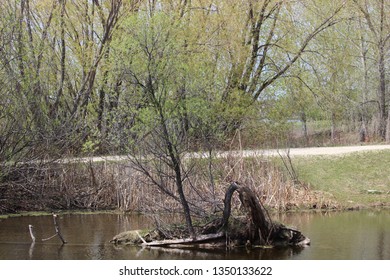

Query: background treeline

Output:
[1, 0, 390, 162]
[1, 0, 390, 219]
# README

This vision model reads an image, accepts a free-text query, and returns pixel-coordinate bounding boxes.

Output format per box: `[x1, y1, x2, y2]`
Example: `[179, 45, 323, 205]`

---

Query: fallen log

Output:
[141, 232, 225, 247]
[110, 231, 225, 246]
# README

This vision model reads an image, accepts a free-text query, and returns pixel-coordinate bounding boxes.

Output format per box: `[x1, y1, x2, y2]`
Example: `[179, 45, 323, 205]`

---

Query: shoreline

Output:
[2, 145, 390, 216]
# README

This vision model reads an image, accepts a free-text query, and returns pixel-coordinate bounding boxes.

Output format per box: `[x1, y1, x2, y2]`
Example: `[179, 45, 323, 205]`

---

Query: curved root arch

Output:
[220, 182, 274, 245]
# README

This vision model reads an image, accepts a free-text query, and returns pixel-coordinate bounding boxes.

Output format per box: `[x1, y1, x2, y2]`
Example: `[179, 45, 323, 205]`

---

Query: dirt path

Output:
[233, 144, 390, 158]
[70, 144, 390, 163]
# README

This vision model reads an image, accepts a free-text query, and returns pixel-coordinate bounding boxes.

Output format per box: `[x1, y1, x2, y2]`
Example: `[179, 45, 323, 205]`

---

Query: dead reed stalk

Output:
[1, 153, 336, 215]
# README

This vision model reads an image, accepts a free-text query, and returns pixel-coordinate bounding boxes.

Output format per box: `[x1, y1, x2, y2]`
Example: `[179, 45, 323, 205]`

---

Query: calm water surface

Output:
[0, 210, 389, 260]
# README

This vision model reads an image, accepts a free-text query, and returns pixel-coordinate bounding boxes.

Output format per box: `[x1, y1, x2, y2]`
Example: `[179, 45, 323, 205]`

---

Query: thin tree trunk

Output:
[51, 0, 66, 118]
[301, 111, 309, 145]
[378, 42, 387, 140]
[157, 103, 195, 238]
[356, 0, 389, 140]
[386, 108, 390, 143]
[331, 112, 336, 143]
[378, 0, 387, 140]
[359, 17, 369, 142]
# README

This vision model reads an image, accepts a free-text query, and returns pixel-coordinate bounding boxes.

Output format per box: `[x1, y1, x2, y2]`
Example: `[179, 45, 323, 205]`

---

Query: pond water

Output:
[0, 210, 389, 260]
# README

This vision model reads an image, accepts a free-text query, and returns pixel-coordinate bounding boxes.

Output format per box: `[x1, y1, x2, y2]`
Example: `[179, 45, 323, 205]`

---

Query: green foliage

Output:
[81, 136, 100, 155]
[1, 0, 390, 163]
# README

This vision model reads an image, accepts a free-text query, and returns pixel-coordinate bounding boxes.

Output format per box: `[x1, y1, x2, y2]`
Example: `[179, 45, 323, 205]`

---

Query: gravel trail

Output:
[71, 144, 390, 163]
[236, 144, 390, 158]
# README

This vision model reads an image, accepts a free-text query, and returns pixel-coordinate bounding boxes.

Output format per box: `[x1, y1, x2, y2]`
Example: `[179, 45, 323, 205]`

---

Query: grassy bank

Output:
[292, 150, 390, 209]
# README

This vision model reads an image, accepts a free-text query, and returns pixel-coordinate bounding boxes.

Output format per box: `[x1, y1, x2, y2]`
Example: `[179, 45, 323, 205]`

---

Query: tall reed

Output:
[0, 154, 336, 214]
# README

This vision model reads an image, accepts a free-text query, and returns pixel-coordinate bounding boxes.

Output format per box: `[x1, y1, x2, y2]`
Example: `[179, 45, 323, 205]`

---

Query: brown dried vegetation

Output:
[0, 153, 336, 215]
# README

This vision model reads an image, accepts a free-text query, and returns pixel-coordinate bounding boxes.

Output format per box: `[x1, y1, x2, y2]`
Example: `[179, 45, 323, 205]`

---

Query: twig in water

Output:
[28, 225, 35, 243]
[42, 233, 58, 241]
[41, 213, 67, 244]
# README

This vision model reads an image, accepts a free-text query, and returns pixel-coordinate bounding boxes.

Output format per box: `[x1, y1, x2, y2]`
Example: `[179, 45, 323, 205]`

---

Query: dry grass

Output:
[0, 152, 335, 215]
[208, 154, 337, 211]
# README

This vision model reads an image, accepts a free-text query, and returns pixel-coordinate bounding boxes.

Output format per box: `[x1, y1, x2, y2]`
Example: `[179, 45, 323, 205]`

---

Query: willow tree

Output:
[353, 0, 390, 140]
[0, 0, 128, 159]
[292, 15, 359, 143]
[215, 0, 346, 103]
[184, 0, 349, 146]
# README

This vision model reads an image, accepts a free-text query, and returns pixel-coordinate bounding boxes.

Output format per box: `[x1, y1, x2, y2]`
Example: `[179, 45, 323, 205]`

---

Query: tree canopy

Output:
[2, 0, 390, 237]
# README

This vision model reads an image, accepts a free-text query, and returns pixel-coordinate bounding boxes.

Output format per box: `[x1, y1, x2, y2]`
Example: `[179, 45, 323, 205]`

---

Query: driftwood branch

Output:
[41, 213, 67, 244]
[28, 225, 35, 243]
[135, 231, 147, 244]
[41, 234, 56, 241]
[141, 233, 225, 247]
[52, 214, 67, 244]
[28, 214, 67, 244]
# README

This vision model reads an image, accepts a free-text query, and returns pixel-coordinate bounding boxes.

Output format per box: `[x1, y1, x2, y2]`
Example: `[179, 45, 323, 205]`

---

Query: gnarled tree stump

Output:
[218, 182, 310, 247]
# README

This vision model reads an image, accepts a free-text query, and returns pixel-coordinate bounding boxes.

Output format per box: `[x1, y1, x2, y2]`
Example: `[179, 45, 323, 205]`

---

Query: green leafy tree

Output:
[353, 0, 390, 140]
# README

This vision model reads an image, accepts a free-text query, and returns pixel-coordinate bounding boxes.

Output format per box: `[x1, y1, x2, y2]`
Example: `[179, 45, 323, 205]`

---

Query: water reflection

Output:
[131, 244, 307, 260]
[1, 210, 390, 260]
[279, 210, 390, 260]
